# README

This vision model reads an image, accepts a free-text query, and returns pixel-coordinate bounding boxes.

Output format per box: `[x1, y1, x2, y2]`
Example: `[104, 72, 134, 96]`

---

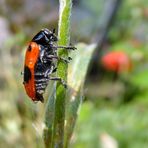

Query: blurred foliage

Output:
[0, 0, 148, 147]
[72, 101, 148, 148]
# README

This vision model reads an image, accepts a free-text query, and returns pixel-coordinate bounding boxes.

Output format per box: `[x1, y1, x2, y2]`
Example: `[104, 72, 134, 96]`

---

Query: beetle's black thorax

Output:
[32, 31, 49, 45]
[32, 29, 58, 46]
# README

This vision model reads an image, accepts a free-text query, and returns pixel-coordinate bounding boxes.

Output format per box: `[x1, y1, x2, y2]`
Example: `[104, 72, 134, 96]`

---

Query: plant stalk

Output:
[52, 0, 72, 147]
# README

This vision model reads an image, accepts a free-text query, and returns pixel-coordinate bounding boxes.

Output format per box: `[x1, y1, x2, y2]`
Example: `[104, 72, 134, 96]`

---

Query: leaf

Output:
[64, 43, 97, 147]
[43, 85, 55, 148]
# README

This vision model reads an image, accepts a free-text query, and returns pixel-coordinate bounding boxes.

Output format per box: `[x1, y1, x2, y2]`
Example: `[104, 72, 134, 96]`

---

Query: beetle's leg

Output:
[44, 66, 55, 77]
[21, 71, 24, 75]
[49, 77, 67, 88]
[57, 46, 76, 50]
[52, 45, 76, 50]
[46, 55, 72, 63]
[53, 67, 57, 73]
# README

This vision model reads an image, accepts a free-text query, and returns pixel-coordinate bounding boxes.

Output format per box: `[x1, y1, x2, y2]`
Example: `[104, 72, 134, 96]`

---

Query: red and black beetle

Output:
[23, 28, 75, 102]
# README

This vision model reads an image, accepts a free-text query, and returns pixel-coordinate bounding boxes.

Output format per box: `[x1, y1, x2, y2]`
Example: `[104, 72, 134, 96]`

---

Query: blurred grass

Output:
[72, 100, 148, 148]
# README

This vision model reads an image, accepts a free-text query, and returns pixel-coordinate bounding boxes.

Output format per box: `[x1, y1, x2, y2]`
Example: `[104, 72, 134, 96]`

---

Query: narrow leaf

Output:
[64, 43, 97, 147]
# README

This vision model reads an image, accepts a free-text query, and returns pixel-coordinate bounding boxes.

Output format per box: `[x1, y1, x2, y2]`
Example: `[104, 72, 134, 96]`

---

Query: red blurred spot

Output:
[101, 51, 132, 72]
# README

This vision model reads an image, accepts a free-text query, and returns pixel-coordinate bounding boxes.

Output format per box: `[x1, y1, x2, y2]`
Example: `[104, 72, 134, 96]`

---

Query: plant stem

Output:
[52, 0, 72, 147]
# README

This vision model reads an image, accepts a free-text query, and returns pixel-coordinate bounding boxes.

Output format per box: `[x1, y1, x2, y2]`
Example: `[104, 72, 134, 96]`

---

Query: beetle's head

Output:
[42, 28, 58, 42]
[32, 28, 58, 45]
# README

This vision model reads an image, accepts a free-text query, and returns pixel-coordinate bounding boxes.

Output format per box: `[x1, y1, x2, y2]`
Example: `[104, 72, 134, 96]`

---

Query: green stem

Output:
[52, 0, 72, 147]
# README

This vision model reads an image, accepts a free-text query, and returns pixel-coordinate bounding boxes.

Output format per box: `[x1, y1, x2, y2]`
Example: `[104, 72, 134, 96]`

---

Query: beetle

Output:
[23, 28, 76, 102]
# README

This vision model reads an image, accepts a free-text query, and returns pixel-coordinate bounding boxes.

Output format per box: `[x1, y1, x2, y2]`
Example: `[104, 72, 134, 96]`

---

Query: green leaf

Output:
[64, 43, 97, 147]
[68, 43, 96, 90]
[43, 85, 55, 148]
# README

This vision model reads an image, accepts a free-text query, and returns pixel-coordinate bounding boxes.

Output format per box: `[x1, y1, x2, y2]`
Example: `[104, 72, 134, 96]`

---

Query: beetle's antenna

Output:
[53, 28, 56, 34]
